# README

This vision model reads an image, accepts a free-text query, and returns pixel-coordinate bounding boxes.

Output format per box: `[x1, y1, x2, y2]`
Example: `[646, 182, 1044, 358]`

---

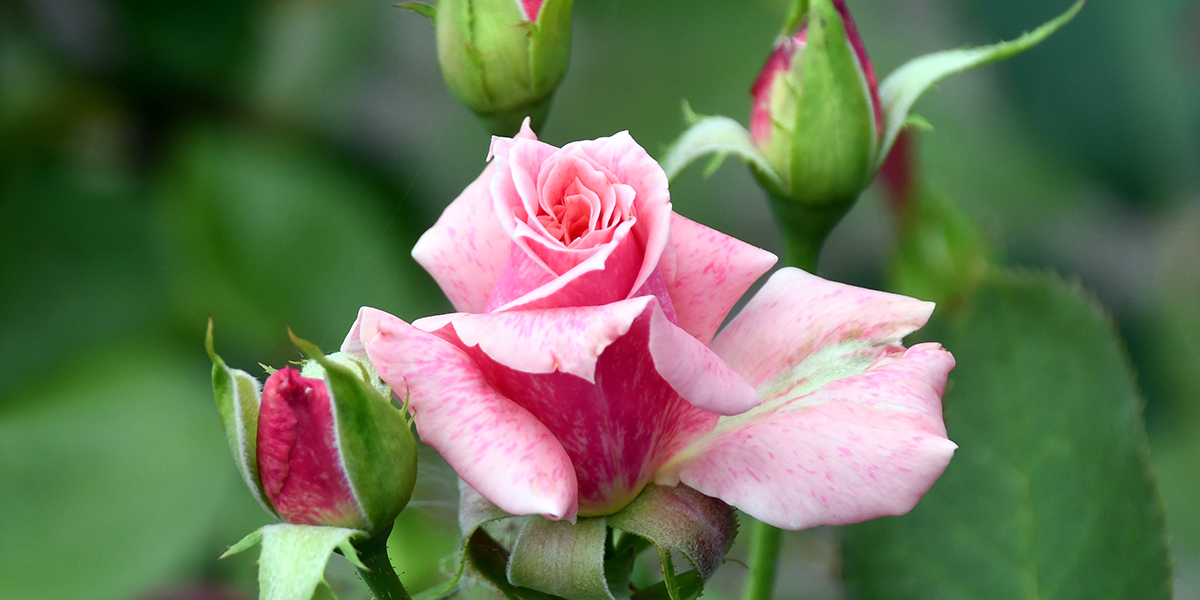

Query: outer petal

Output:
[411, 164, 511, 313]
[436, 297, 759, 514]
[657, 343, 956, 530]
[710, 267, 935, 388]
[365, 310, 578, 520]
[445, 296, 759, 414]
[662, 213, 777, 344]
[412, 121, 538, 313]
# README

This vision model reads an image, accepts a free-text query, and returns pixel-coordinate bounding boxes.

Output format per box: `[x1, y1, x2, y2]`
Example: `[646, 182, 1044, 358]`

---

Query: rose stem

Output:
[354, 530, 413, 600]
[742, 519, 783, 600]
[768, 194, 855, 274]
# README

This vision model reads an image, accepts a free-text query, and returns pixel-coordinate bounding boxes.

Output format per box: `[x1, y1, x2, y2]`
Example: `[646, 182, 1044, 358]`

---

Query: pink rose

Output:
[345, 123, 955, 527]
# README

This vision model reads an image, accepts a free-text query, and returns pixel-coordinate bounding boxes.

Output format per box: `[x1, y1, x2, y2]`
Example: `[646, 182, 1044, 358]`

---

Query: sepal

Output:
[874, 0, 1084, 171]
[659, 105, 782, 193]
[220, 524, 368, 600]
[206, 319, 276, 518]
[455, 484, 736, 600]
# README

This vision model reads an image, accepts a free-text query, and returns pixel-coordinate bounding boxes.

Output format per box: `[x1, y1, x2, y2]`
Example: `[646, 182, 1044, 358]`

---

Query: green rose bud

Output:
[403, 0, 574, 136]
[750, 0, 881, 208]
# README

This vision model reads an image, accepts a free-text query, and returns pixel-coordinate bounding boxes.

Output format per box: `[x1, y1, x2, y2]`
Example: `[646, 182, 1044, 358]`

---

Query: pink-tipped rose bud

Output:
[403, 0, 574, 136]
[750, 0, 882, 207]
[207, 322, 417, 536]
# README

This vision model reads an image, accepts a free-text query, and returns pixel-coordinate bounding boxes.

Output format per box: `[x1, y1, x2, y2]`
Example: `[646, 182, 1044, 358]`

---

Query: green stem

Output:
[354, 530, 412, 600]
[741, 519, 784, 600]
[767, 194, 857, 273]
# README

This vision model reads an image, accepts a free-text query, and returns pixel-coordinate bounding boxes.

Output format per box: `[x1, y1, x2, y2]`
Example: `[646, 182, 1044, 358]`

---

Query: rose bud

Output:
[206, 321, 417, 537]
[401, 0, 574, 136]
[750, 0, 882, 209]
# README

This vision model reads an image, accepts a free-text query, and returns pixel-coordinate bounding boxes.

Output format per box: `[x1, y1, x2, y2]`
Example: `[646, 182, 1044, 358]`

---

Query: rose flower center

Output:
[534, 174, 635, 249]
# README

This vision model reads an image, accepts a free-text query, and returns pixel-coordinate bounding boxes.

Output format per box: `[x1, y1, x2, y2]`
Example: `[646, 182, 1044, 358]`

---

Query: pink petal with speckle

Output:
[365, 310, 578, 520]
[428, 297, 759, 515]
[657, 343, 955, 530]
[661, 213, 776, 344]
[412, 121, 538, 313]
[710, 267, 935, 389]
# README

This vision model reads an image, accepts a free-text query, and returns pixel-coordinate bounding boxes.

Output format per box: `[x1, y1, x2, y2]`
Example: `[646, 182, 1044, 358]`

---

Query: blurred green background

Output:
[1, 0, 1197, 598]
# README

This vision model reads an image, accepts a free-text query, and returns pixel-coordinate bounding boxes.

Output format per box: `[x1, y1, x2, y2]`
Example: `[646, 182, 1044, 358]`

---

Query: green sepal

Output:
[206, 318, 276, 518]
[786, 0, 877, 207]
[394, 2, 436, 19]
[659, 107, 782, 193]
[527, 0, 574, 97]
[436, 480, 522, 598]
[606, 485, 737, 582]
[465, 529, 561, 600]
[874, 0, 1083, 171]
[221, 524, 369, 600]
[288, 329, 418, 537]
[508, 517, 613, 600]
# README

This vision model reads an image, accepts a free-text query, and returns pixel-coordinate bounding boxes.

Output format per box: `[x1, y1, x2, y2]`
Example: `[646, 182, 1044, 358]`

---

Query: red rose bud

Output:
[207, 321, 417, 536]
[750, 0, 881, 207]
[402, 0, 574, 136]
[257, 368, 364, 528]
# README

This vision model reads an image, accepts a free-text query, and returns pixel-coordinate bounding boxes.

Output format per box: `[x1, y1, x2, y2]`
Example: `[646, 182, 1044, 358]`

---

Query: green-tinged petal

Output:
[607, 485, 737, 581]
[207, 319, 275, 517]
[874, 0, 1083, 171]
[508, 517, 613, 600]
[659, 111, 782, 192]
[259, 524, 367, 600]
[290, 330, 418, 536]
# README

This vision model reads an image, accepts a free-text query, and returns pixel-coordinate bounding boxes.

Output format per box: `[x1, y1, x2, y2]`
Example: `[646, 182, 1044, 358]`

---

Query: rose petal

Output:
[433, 297, 760, 514]
[411, 122, 538, 313]
[411, 164, 511, 314]
[487, 221, 643, 312]
[558, 132, 672, 296]
[656, 343, 956, 530]
[258, 368, 364, 528]
[711, 267, 934, 388]
[365, 310, 578, 520]
[663, 213, 777, 344]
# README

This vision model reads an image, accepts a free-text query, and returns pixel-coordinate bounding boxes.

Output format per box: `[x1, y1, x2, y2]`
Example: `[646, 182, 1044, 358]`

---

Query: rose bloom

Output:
[343, 121, 955, 528]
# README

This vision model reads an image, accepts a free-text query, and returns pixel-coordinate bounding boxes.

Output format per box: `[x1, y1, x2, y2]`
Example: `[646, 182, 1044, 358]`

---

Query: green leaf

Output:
[874, 0, 1083, 172]
[207, 319, 276, 517]
[0, 345, 237, 600]
[508, 517, 614, 600]
[249, 524, 367, 600]
[658, 112, 781, 192]
[841, 270, 1172, 600]
[606, 484, 737, 581]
